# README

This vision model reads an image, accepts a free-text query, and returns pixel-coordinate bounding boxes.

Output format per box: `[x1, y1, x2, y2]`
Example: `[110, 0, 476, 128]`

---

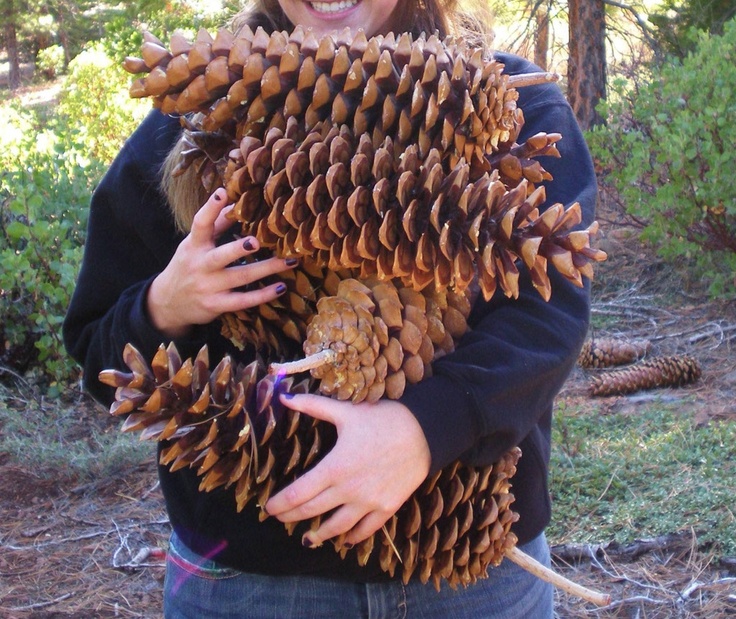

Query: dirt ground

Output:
[1, 219, 736, 617]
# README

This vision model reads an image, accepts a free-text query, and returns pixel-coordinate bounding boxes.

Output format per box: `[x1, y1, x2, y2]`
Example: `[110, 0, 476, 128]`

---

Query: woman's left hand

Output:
[265, 393, 431, 548]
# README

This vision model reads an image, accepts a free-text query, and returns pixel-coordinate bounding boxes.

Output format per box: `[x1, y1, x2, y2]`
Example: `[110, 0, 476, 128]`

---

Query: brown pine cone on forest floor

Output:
[578, 336, 651, 368]
[589, 354, 702, 396]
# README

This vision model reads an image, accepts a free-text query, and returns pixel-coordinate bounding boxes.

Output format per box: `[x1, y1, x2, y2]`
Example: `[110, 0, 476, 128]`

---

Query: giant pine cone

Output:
[123, 26, 606, 302]
[100, 342, 521, 589]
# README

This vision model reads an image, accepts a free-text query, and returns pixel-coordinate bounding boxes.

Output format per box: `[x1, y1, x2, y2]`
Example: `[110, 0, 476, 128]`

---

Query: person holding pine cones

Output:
[63, 0, 598, 617]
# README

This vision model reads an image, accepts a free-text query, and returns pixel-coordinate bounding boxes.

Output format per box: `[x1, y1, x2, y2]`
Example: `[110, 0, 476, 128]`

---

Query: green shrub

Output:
[587, 18, 736, 298]
[101, 0, 234, 63]
[648, 0, 736, 58]
[0, 104, 97, 388]
[57, 44, 150, 164]
[1, 45, 150, 388]
[36, 44, 67, 79]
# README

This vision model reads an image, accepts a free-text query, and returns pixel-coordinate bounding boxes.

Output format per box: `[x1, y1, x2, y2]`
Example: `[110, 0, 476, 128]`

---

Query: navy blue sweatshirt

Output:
[63, 51, 595, 581]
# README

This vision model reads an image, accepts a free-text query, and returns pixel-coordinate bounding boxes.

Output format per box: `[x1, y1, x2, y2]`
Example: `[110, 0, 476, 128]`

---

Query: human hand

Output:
[147, 188, 297, 338]
[265, 393, 431, 548]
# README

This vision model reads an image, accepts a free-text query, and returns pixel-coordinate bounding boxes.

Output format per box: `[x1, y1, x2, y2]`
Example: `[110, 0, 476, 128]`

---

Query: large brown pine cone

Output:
[107, 25, 612, 594]
[100, 342, 521, 589]
[123, 26, 606, 302]
[124, 26, 546, 170]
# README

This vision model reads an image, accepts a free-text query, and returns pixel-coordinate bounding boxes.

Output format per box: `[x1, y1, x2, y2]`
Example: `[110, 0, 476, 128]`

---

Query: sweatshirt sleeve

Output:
[63, 111, 211, 406]
[399, 56, 595, 473]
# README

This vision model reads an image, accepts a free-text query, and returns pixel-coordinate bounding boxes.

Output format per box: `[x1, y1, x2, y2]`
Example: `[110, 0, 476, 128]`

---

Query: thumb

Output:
[279, 393, 343, 426]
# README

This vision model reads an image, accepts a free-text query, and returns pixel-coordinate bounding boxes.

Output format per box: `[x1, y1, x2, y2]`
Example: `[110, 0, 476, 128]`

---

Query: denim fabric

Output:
[163, 531, 553, 619]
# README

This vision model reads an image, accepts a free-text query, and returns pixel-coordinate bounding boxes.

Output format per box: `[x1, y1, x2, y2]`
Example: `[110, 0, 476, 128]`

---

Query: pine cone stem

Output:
[506, 72, 559, 88]
[270, 349, 337, 376]
[505, 547, 611, 607]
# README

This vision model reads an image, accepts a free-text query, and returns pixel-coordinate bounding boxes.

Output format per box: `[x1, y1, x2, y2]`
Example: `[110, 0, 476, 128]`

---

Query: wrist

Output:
[146, 275, 192, 339]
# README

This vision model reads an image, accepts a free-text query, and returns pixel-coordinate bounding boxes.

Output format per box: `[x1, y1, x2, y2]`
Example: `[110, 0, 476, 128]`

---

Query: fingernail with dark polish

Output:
[285, 258, 298, 267]
[214, 191, 223, 201]
[275, 283, 287, 295]
[243, 238, 254, 251]
[302, 536, 314, 548]
[281, 392, 295, 399]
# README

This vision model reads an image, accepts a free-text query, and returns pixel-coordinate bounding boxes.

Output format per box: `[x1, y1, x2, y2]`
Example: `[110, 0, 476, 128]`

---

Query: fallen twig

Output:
[589, 594, 672, 613]
[551, 532, 693, 565]
[2, 591, 74, 612]
[680, 577, 736, 601]
[1, 518, 170, 551]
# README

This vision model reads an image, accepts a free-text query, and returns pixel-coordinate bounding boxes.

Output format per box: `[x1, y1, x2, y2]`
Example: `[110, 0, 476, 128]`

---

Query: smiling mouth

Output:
[309, 0, 360, 14]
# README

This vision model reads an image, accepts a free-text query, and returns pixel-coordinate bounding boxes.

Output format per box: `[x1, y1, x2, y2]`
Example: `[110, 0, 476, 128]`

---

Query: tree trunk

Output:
[2, 0, 22, 90]
[534, 3, 549, 71]
[567, 0, 606, 129]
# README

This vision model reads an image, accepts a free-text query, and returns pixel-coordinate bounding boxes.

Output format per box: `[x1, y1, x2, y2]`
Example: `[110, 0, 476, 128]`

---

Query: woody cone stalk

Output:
[105, 26, 611, 604]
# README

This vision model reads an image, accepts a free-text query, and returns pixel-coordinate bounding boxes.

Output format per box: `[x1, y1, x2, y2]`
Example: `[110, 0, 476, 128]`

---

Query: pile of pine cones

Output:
[102, 25, 608, 589]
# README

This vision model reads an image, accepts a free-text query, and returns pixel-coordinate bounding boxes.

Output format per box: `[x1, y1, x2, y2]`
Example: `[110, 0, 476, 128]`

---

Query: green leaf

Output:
[5, 220, 28, 241]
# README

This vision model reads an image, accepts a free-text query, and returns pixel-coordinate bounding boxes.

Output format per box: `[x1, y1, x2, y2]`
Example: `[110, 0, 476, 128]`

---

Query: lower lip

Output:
[306, 0, 361, 19]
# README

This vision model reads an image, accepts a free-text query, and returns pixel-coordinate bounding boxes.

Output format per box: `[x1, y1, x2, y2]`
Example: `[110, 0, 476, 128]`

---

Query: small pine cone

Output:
[270, 278, 472, 402]
[100, 343, 522, 588]
[589, 355, 702, 397]
[578, 337, 652, 368]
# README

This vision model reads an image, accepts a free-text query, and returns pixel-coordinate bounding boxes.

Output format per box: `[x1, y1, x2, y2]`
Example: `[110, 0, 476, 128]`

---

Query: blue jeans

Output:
[163, 531, 553, 619]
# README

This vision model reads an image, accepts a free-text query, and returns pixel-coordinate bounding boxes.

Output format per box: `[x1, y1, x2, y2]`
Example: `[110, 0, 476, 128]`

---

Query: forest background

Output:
[1, 0, 736, 617]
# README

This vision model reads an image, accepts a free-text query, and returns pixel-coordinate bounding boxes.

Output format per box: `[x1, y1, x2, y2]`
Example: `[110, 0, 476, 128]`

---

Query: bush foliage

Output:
[0, 49, 149, 389]
[587, 18, 736, 298]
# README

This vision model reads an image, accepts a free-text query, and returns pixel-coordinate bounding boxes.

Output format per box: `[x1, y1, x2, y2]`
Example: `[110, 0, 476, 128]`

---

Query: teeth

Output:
[310, 0, 358, 13]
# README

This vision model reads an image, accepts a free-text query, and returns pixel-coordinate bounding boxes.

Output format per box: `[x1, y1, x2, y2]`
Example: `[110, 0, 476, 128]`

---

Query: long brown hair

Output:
[162, 0, 495, 232]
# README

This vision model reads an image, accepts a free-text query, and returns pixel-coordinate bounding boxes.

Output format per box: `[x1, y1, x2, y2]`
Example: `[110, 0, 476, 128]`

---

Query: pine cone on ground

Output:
[100, 342, 521, 589]
[578, 337, 651, 368]
[589, 355, 702, 396]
